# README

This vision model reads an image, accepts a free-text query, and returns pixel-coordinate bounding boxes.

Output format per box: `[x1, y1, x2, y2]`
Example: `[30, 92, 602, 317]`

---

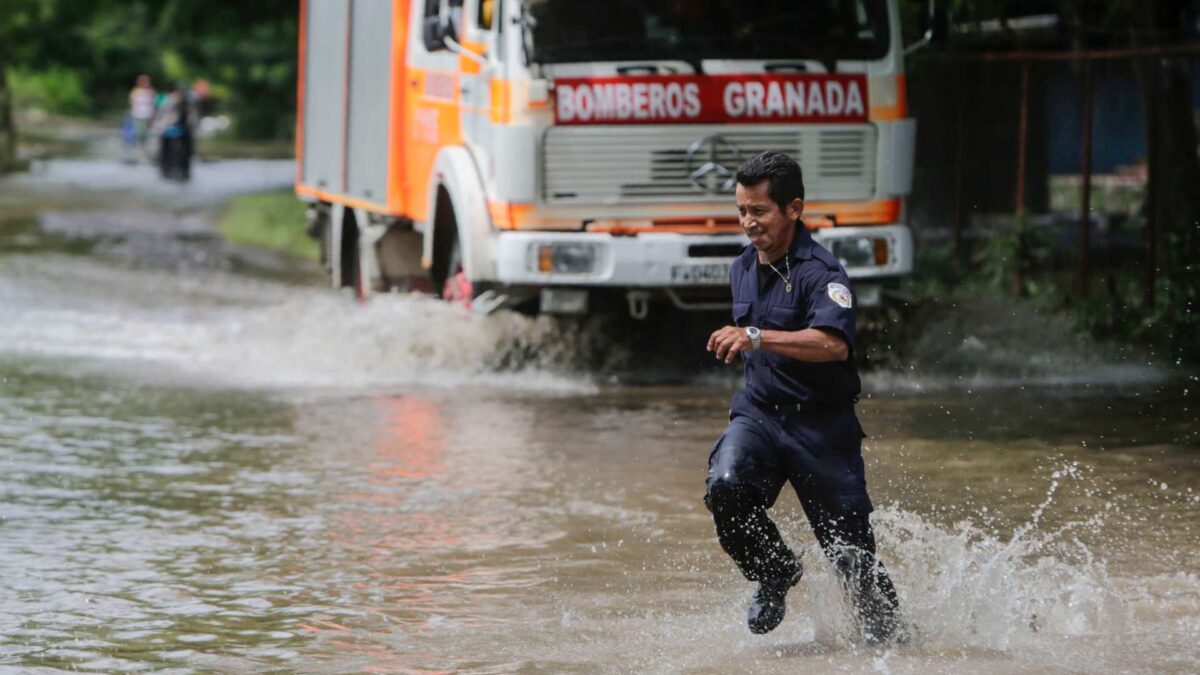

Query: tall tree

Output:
[0, 0, 298, 169]
[0, 0, 68, 169]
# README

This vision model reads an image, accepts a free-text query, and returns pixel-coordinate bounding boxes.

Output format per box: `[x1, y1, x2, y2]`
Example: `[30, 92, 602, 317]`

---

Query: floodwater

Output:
[1, 159, 1198, 673]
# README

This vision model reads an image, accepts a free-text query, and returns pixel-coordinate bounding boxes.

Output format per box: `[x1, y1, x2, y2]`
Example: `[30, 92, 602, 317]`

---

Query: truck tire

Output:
[431, 189, 475, 309]
[440, 236, 473, 308]
[351, 245, 366, 302]
[339, 211, 367, 302]
[318, 213, 333, 272]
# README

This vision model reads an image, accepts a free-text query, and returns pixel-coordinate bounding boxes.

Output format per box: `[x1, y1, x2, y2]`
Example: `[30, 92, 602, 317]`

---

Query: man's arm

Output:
[760, 327, 849, 362]
[707, 326, 849, 364]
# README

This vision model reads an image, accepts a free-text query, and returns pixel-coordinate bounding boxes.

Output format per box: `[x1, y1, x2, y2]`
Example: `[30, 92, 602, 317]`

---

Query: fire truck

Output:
[296, 0, 915, 318]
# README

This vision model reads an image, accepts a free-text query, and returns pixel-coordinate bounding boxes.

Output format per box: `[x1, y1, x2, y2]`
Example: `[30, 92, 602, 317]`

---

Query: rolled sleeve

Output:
[805, 271, 857, 349]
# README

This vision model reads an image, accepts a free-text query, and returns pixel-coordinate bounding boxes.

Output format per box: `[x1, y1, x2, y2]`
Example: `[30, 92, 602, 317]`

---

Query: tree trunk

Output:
[0, 63, 16, 173]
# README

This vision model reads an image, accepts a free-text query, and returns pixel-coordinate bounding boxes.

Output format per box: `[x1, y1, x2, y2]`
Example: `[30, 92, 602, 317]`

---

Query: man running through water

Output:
[704, 150, 901, 642]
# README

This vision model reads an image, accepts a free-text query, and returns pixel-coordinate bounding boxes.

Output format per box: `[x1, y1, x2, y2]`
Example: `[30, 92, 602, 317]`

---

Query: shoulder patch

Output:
[827, 282, 853, 309]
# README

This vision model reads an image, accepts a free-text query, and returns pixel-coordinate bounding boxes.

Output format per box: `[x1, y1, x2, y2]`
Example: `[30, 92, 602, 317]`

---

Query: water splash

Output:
[0, 255, 600, 392]
[797, 462, 1129, 652]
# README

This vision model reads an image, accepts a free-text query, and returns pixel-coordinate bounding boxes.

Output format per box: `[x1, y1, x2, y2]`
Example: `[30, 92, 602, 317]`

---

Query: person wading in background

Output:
[126, 74, 157, 162]
[704, 151, 902, 642]
[154, 82, 196, 181]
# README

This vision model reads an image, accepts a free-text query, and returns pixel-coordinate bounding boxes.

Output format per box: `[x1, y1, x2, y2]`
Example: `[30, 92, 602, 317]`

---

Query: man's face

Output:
[735, 181, 803, 255]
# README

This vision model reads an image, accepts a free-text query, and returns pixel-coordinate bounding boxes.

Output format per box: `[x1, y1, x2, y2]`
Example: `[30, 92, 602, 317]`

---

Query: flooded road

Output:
[1, 159, 1198, 673]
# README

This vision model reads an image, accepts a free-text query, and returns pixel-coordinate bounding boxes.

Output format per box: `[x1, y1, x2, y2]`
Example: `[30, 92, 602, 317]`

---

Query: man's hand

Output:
[707, 326, 751, 364]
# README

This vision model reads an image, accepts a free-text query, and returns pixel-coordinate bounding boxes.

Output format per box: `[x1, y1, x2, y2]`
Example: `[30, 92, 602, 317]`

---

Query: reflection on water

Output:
[0, 362, 1197, 672]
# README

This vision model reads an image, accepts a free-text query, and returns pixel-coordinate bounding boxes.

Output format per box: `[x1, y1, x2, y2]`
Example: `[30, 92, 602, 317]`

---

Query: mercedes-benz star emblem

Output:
[685, 135, 742, 194]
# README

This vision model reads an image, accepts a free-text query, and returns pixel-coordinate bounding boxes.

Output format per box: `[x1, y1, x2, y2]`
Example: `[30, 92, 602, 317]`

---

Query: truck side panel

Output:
[300, 0, 348, 192]
[346, 0, 394, 205]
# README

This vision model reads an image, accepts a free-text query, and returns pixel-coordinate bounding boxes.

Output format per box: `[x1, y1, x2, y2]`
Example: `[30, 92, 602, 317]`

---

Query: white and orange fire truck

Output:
[296, 0, 915, 317]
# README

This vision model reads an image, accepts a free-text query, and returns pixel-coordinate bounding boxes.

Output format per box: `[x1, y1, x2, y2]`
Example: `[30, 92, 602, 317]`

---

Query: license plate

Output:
[670, 262, 729, 285]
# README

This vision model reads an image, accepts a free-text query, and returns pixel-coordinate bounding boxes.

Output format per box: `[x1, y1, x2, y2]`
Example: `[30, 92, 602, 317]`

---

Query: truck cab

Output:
[296, 0, 914, 317]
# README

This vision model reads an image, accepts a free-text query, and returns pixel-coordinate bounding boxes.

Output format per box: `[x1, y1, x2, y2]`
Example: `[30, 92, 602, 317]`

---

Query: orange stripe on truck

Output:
[386, 0, 409, 215]
[297, 185, 392, 214]
[459, 36, 486, 75]
[488, 201, 536, 230]
[489, 80, 511, 124]
[868, 74, 907, 121]
[805, 198, 901, 226]
[507, 199, 902, 234]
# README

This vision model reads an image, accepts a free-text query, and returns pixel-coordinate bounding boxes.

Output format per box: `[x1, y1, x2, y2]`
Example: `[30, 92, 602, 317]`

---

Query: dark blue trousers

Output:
[705, 397, 899, 629]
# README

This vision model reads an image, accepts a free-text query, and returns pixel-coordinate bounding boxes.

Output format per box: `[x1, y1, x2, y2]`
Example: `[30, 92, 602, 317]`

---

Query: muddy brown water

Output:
[0, 159, 1198, 673]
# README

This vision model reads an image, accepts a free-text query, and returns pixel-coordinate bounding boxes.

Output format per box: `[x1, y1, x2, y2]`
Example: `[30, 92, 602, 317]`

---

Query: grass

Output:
[216, 190, 317, 261]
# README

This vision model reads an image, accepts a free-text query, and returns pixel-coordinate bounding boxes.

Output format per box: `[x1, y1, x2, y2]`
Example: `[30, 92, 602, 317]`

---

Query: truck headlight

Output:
[830, 237, 889, 268]
[530, 243, 599, 274]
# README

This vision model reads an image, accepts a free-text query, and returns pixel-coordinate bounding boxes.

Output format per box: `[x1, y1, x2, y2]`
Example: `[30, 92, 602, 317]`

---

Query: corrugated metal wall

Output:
[301, 0, 394, 203]
[346, 0, 394, 202]
[302, 0, 348, 191]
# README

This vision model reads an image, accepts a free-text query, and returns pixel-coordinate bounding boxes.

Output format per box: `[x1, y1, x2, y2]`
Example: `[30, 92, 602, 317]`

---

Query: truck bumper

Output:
[493, 224, 913, 287]
[494, 231, 747, 286]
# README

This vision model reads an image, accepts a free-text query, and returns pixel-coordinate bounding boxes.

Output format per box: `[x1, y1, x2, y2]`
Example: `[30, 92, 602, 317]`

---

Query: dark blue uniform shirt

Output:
[730, 226, 861, 410]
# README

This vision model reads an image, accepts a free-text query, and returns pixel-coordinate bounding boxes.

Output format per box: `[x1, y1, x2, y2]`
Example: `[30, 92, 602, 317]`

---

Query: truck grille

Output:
[542, 124, 877, 205]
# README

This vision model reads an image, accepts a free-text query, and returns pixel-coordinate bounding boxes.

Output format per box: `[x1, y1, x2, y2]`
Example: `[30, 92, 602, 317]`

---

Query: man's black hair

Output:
[735, 151, 805, 215]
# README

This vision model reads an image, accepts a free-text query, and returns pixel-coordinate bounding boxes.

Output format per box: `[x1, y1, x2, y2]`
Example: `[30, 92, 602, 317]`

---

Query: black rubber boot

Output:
[860, 593, 903, 646]
[747, 567, 804, 634]
[834, 548, 903, 646]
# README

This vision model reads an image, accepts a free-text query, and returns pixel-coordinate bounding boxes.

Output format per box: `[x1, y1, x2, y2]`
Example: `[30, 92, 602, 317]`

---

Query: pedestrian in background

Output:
[154, 82, 197, 181]
[126, 74, 157, 162]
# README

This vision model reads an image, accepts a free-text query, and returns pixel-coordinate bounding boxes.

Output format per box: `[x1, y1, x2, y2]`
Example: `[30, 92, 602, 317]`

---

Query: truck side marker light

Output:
[874, 239, 889, 266]
[538, 246, 555, 273]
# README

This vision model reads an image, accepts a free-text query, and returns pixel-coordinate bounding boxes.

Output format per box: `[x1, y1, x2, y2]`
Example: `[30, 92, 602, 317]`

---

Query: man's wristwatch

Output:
[745, 326, 762, 351]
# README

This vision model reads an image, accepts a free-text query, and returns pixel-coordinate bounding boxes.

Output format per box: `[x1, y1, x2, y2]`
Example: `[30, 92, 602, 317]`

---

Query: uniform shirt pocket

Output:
[732, 301, 752, 327]
[764, 303, 803, 330]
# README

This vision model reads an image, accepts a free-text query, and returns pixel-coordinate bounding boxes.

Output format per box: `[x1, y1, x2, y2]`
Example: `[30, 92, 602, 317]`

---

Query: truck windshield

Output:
[521, 0, 890, 64]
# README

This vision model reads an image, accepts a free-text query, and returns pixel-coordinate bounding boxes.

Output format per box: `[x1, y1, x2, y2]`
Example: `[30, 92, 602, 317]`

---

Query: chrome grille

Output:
[542, 125, 877, 205]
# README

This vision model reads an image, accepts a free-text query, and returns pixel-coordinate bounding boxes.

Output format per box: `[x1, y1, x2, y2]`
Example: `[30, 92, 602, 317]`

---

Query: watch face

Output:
[745, 326, 761, 350]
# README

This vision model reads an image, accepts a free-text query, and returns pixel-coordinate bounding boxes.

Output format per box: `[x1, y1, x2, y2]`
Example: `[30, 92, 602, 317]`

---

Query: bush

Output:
[7, 67, 92, 116]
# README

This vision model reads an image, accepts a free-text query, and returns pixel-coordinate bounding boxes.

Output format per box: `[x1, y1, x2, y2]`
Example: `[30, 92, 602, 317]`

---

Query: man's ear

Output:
[786, 198, 805, 223]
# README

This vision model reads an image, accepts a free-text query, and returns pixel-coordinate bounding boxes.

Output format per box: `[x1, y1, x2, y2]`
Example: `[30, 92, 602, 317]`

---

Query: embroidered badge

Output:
[827, 282, 853, 309]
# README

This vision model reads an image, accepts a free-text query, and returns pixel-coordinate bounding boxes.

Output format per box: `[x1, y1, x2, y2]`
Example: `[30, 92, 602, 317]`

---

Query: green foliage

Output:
[975, 213, 1058, 296]
[0, 0, 297, 137]
[905, 220, 1196, 364]
[1069, 275, 1150, 343]
[1154, 223, 1200, 355]
[216, 191, 315, 261]
[152, 0, 298, 139]
[7, 67, 91, 115]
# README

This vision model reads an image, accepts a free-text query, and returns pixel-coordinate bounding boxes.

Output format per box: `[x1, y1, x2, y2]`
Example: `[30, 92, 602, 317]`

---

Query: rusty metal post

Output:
[1012, 62, 1031, 295]
[1145, 60, 1158, 309]
[1079, 61, 1094, 296]
[1016, 62, 1030, 214]
[952, 64, 968, 272]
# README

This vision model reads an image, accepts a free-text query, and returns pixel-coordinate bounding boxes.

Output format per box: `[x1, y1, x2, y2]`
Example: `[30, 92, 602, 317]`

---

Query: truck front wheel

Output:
[440, 237, 473, 309]
[337, 211, 369, 301]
